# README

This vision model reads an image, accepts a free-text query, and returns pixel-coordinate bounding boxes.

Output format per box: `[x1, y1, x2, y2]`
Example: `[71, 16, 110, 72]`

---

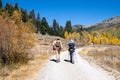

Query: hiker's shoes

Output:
[72, 61, 74, 64]
[70, 61, 74, 64]
[56, 60, 60, 63]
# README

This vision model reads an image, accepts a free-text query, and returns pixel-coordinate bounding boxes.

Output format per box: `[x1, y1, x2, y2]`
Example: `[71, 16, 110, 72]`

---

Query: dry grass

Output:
[80, 45, 120, 79]
[0, 32, 67, 80]
[36, 34, 68, 51]
[88, 49, 120, 71]
[0, 34, 67, 80]
[0, 53, 50, 80]
[0, 15, 35, 65]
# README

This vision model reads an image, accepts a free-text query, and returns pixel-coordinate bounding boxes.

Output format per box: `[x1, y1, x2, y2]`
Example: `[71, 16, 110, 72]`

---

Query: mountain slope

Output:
[86, 16, 120, 31]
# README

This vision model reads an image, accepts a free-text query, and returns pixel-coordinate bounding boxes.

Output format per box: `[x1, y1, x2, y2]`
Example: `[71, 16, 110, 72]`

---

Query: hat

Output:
[69, 39, 74, 43]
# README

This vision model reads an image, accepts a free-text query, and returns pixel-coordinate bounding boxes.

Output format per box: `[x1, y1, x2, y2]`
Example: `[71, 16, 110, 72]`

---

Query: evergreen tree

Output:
[52, 19, 63, 36]
[35, 21, 40, 33]
[21, 8, 28, 22]
[53, 19, 57, 35]
[58, 26, 64, 37]
[40, 17, 50, 35]
[35, 13, 41, 33]
[14, 3, 19, 11]
[4, 3, 14, 16]
[0, 0, 2, 9]
[49, 27, 54, 35]
[37, 13, 40, 21]
[4, 3, 9, 11]
[29, 9, 35, 23]
[56, 22, 60, 36]
[64, 20, 72, 33]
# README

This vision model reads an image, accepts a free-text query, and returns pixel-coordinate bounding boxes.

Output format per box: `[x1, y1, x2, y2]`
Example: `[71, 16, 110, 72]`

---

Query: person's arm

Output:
[74, 43, 76, 49]
[60, 41, 62, 48]
[52, 40, 56, 45]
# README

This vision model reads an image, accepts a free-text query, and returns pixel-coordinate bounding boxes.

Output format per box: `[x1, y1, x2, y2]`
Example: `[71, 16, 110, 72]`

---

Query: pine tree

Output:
[4, 3, 14, 16]
[40, 17, 49, 35]
[4, 3, 9, 11]
[29, 9, 35, 23]
[56, 23, 60, 36]
[0, 0, 2, 9]
[64, 20, 72, 33]
[21, 9, 28, 22]
[58, 26, 64, 37]
[14, 3, 18, 11]
[48, 27, 54, 35]
[35, 13, 41, 33]
[53, 19, 57, 35]
[52, 19, 63, 36]
[37, 13, 40, 21]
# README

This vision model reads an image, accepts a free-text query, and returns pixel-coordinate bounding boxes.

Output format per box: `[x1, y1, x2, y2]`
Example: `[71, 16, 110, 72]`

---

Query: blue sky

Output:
[2, 0, 120, 26]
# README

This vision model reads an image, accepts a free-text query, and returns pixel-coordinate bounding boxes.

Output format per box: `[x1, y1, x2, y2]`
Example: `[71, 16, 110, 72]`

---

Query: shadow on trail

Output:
[50, 59, 57, 63]
[64, 59, 70, 63]
[50, 59, 72, 64]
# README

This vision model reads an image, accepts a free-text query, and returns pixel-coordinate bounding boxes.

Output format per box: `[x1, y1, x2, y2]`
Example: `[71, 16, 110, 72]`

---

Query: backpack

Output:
[55, 41, 61, 50]
[69, 43, 75, 49]
[55, 41, 61, 48]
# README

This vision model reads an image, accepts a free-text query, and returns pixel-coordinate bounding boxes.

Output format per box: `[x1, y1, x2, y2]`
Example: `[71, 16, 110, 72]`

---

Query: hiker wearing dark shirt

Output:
[68, 39, 76, 64]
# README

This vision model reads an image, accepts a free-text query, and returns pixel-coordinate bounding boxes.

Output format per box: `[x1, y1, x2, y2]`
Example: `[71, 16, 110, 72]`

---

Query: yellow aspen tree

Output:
[118, 39, 120, 45]
[93, 36, 97, 44]
[72, 32, 76, 40]
[64, 31, 69, 40]
[87, 34, 92, 45]
[68, 33, 72, 40]
[112, 37, 120, 45]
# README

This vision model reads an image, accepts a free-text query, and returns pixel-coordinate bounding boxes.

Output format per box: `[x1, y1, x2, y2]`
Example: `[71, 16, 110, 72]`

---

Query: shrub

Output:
[0, 16, 35, 65]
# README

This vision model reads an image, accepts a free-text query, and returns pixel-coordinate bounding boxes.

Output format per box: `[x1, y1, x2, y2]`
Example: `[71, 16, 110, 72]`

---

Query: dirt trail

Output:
[35, 48, 116, 80]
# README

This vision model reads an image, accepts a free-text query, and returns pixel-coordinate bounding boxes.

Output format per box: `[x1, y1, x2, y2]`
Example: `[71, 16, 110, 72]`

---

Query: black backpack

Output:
[69, 43, 75, 49]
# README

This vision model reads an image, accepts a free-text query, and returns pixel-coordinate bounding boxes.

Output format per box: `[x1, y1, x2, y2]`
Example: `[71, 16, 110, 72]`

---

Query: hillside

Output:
[86, 16, 120, 31]
[71, 16, 120, 43]
[72, 16, 120, 33]
[72, 25, 83, 32]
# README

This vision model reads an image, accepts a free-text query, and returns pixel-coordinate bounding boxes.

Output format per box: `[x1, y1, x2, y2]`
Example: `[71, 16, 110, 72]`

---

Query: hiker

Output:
[68, 39, 76, 64]
[52, 38, 62, 63]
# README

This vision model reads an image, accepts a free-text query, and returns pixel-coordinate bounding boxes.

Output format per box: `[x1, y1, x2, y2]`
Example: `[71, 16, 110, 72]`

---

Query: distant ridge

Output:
[72, 16, 120, 31]
[86, 16, 120, 31]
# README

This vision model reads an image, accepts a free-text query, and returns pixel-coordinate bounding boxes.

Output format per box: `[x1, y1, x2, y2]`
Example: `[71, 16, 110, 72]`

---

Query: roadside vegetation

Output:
[80, 45, 120, 79]
[0, 1, 54, 80]
[64, 30, 120, 46]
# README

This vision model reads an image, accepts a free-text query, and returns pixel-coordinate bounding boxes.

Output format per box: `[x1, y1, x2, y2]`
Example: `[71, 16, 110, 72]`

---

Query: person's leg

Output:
[56, 49, 60, 63]
[70, 52, 72, 63]
[58, 50, 60, 62]
[70, 50, 74, 64]
[71, 52, 74, 64]
[56, 50, 58, 61]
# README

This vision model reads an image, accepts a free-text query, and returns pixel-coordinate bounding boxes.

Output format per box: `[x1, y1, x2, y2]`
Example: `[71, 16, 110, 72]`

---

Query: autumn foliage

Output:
[0, 12, 35, 64]
[64, 31, 120, 45]
[87, 32, 120, 45]
[64, 31, 80, 41]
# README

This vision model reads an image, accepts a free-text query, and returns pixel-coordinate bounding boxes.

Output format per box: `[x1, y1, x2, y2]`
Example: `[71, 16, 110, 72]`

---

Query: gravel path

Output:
[35, 48, 116, 80]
